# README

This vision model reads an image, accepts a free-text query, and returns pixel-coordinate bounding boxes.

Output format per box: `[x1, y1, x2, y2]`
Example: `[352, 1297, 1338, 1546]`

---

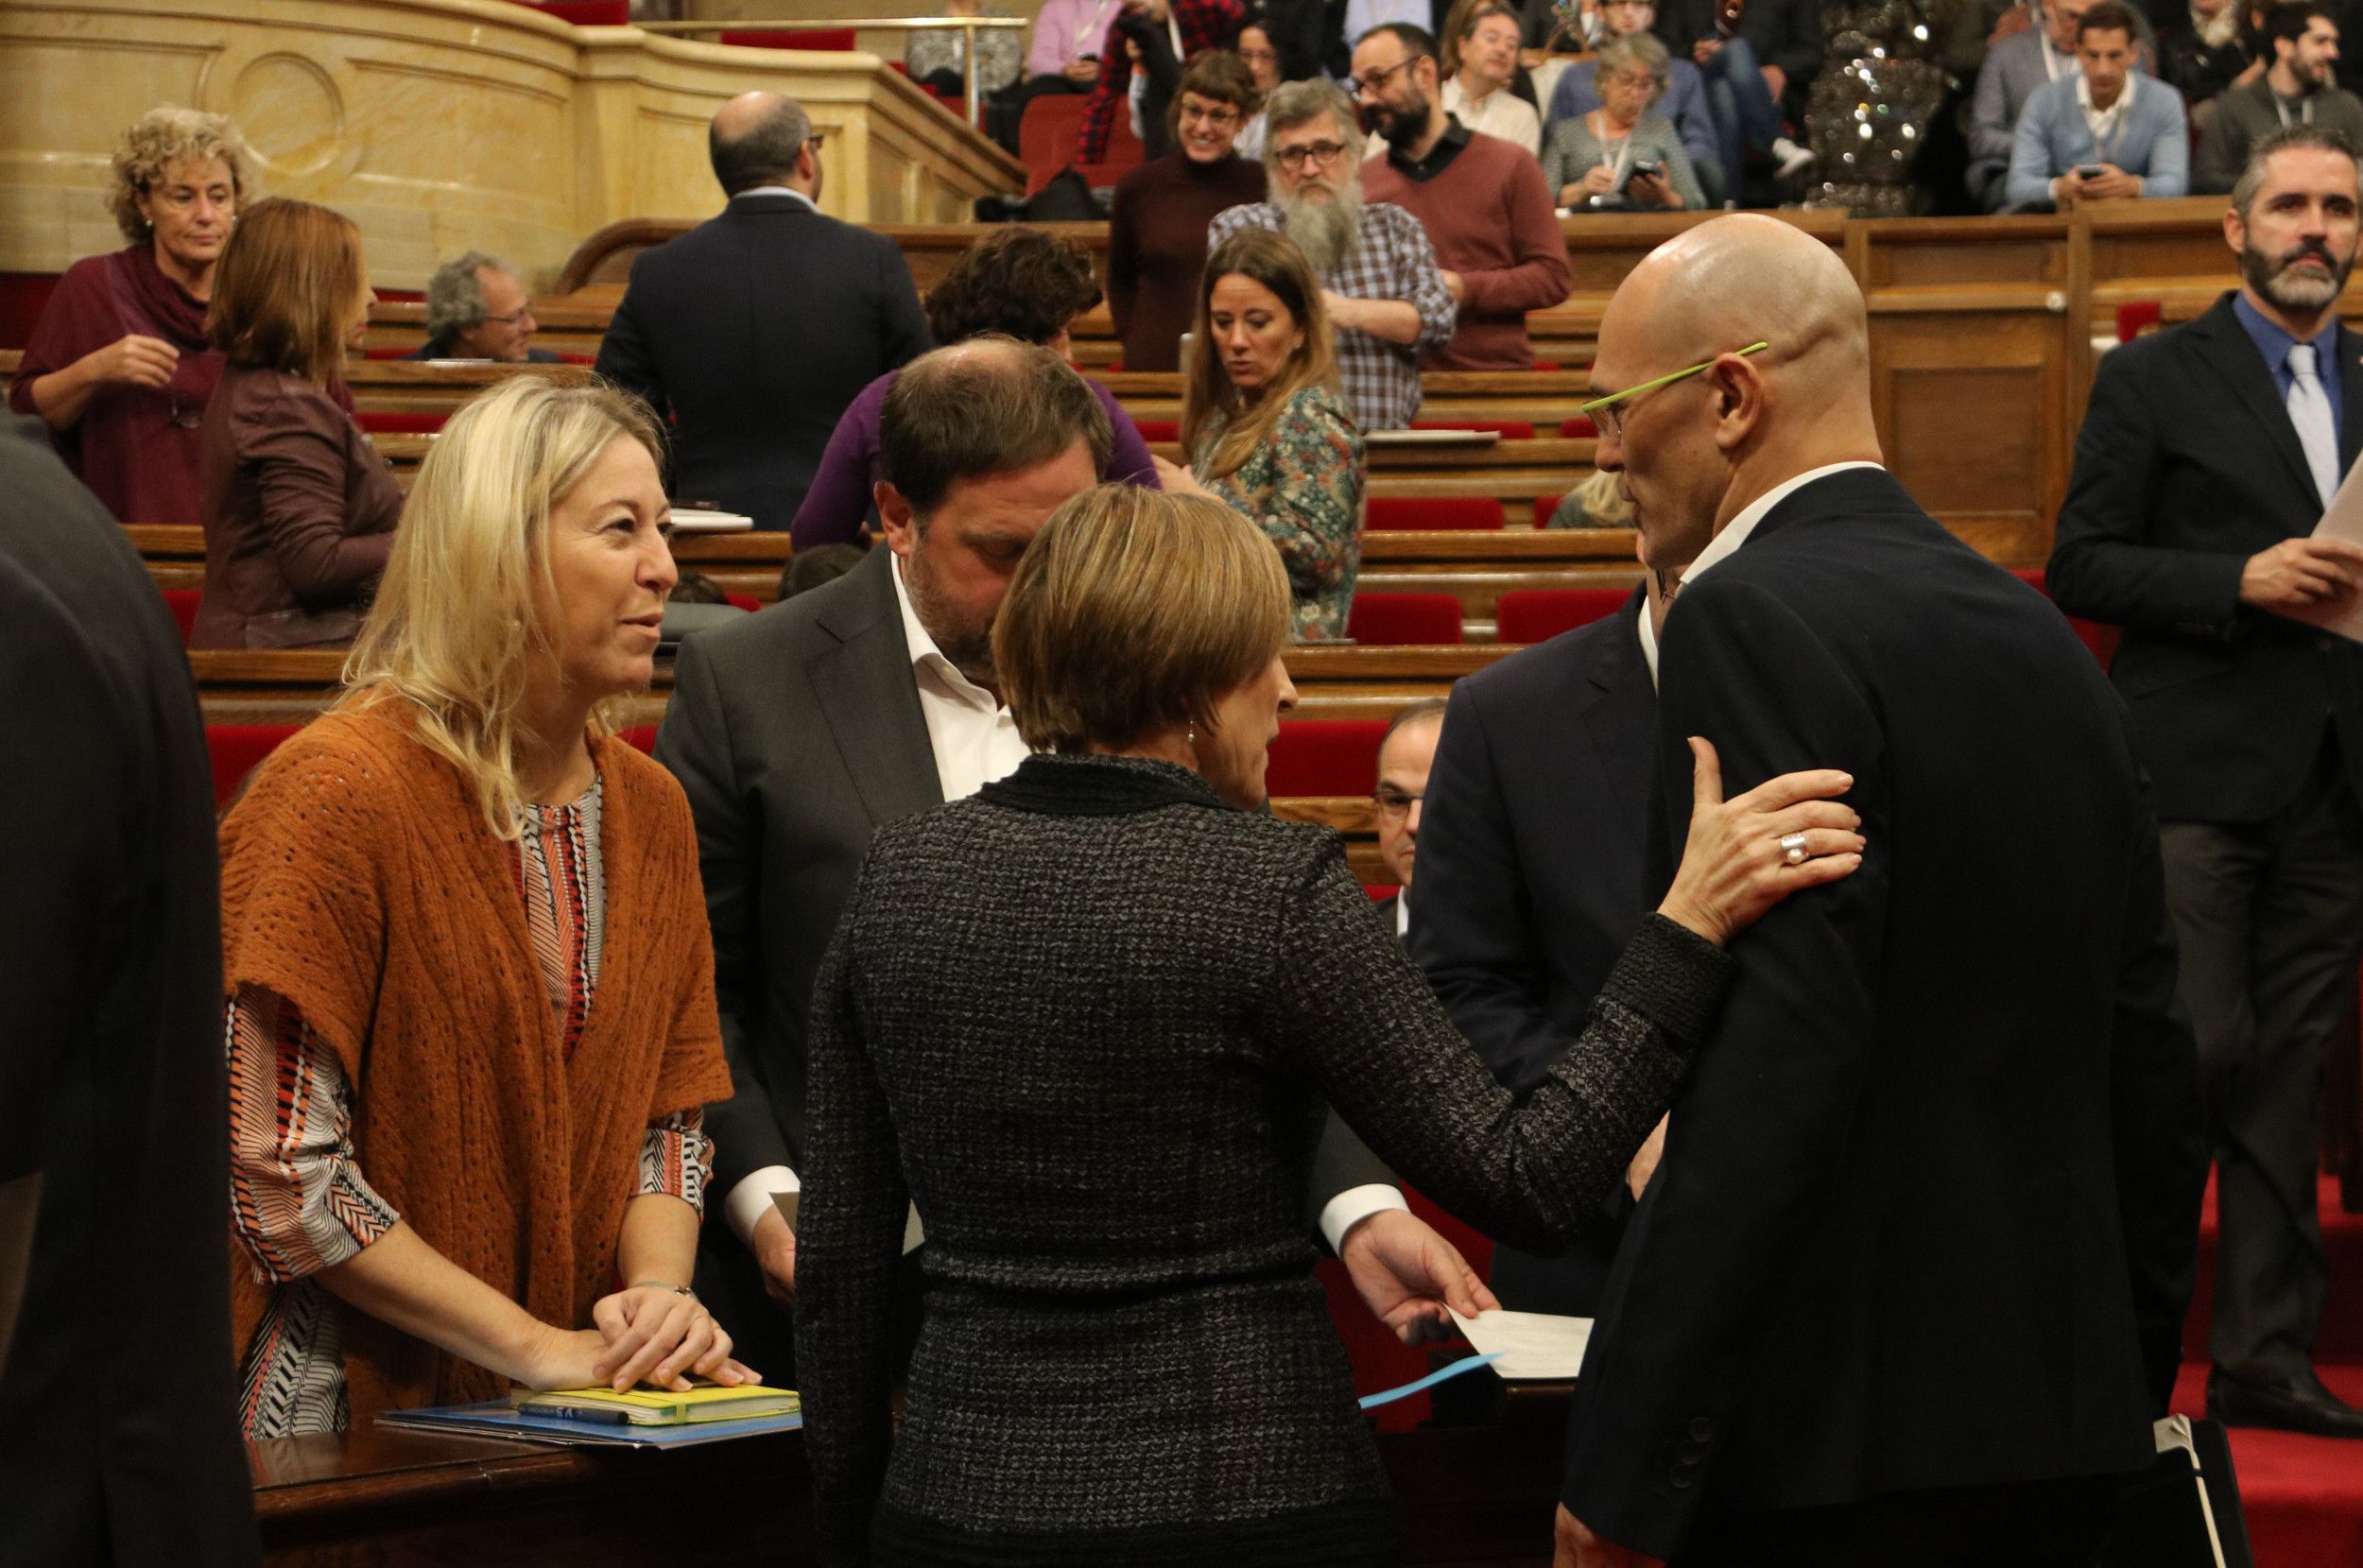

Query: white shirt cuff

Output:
[724, 1164, 800, 1248]
[1319, 1182, 1409, 1255]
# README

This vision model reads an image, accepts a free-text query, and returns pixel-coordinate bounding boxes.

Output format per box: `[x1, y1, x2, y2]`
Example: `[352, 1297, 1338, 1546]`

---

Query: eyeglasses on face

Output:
[1350, 54, 1422, 96]
[1371, 785, 1425, 819]
[1237, 45, 1280, 62]
[1580, 341, 1769, 440]
[806, 130, 828, 151]
[1180, 100, 1243, 127]
[1276, 139, 1351, 169]
[485, 309, 536, 326]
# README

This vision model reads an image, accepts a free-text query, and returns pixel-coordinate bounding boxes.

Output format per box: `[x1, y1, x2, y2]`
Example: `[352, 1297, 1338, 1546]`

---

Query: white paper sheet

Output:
[2291, 458, 2363, 643]
[1448, 1308, 1594, 1380]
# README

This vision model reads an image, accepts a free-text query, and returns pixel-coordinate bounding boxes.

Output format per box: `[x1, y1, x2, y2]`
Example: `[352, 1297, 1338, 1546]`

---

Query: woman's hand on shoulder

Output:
[1656, 736, 1862, 947]
[589, 1283, 760, 1393]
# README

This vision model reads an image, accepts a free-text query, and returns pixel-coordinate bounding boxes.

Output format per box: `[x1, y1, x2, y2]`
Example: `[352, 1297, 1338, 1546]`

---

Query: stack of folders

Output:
[376, 1383, 801, 1449]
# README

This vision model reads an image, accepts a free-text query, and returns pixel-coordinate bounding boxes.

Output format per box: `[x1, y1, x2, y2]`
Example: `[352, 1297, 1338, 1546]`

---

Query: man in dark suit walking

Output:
[595, 92, 931, 530]
[2050, 125, 2363, 1439]
[657, 341, 1498, 1376]
[1413, 579, 1670, 1318]
[1555, 215, 2207, 1568]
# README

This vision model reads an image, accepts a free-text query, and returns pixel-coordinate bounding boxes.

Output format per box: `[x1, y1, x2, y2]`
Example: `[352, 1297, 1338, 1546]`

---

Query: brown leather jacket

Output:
[194, 361, 400, 649]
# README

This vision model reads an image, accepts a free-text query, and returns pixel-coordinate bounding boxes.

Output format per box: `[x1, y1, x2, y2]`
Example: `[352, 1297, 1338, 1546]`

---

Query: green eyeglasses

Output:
[1581, 341, 1769, 440]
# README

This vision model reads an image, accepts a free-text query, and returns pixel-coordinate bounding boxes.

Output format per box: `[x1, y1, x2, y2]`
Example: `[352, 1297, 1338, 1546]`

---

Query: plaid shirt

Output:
[1075, 0, 1241, 164]
[1208, 201, 1457, 431]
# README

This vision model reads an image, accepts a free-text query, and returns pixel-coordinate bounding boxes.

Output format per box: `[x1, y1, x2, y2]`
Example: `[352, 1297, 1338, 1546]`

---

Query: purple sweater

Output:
[790, 370, 1159, 548]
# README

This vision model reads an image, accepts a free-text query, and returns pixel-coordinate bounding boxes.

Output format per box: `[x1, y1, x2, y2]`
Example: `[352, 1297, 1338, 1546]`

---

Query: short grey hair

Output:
[1261, 79, 1368, 170]
[1594, 31, 1671, 102]
[1380, 697, 1449, 753]
[710, 96, 812, 196]
[423, 250, 509, 341]
[2232, 125, 2363, 219]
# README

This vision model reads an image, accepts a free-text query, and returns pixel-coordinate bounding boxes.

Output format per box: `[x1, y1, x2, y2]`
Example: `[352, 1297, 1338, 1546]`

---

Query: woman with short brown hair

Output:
[8, 106, 261, 523]
[796, 482, 1866, 1566]
[192, 197, 402, 649]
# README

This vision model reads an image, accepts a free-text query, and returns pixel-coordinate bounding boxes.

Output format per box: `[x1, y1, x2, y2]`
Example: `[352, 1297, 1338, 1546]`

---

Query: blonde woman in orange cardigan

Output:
[217, 378, 749, 1438]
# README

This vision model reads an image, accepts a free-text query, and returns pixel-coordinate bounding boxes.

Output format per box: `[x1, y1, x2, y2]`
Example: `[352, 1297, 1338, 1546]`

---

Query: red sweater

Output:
[1363, 124, 1571, 370]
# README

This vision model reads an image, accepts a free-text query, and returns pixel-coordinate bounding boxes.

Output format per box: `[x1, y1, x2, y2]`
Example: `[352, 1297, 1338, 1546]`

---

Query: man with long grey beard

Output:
[2053, 124, 2363, 1439]
[1209, 78, 1456, 430]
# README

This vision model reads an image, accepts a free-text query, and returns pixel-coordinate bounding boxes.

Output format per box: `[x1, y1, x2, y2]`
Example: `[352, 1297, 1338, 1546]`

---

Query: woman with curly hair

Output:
[8, 106, 261, 524]
[790, 225, 1158, 549]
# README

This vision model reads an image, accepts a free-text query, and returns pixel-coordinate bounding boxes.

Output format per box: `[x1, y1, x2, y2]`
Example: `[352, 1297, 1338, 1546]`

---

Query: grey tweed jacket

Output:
[796, 752, 1735, 1560]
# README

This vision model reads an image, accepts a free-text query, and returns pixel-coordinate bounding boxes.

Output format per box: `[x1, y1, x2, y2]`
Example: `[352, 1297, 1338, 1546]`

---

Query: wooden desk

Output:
[251, 1412, 1568, 1566]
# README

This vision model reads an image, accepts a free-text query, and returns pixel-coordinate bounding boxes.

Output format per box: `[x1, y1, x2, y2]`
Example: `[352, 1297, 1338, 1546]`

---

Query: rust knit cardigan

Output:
[218, 699, 733, 1423]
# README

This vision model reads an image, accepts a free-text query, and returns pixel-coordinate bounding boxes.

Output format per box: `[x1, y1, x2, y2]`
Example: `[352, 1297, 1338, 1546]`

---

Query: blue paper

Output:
[377, 1399, 803, 1449]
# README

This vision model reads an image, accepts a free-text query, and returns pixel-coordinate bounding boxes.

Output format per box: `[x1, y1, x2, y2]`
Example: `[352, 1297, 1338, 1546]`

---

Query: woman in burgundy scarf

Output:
[8, 107, 259, 525]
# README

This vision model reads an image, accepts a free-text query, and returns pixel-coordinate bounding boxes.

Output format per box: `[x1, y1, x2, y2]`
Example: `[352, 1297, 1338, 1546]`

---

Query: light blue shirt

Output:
[2004, 70, 2188, 205]
[2234, 290, 2344, 441]
[1342, 0, 1431, 59]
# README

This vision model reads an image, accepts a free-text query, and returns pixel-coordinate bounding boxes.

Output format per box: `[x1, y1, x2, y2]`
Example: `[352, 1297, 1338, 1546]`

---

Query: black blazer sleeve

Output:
[1413, 676, 1585, 1096]
[594, 255, 666, 417]
[874, 240, 933, 372]
[2047, 344, 2248, 636]
[1561, 576, 1892, 1559]
[655, 631, 795, 1191]
[2106, 756, 2210, 1412]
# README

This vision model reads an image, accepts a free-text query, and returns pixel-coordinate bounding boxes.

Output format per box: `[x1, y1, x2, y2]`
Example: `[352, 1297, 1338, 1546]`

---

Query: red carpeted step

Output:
[2171, 1361, 2363, 1567]
[2184, 1175, 2363, 1363]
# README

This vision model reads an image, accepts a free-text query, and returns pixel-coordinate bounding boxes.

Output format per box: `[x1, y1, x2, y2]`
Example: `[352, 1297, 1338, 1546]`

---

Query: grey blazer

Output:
[655, 545, 1395, 1215]
[2194, 78, 2363, 193]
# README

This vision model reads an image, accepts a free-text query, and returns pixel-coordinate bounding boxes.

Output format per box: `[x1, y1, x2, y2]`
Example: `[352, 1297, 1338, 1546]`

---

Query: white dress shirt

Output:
[1443, 78, 1544, 156]
[2076, 71, 2134, 162]
[730, 554, 1404, 1253]
[733, 184, 819, 211]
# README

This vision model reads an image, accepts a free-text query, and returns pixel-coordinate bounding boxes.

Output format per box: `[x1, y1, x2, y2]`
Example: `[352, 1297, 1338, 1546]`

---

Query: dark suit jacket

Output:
[0, 422, 260, 1564]
[595, 196, 931, 531]
[2048, 294, 2363, 824]
[655, 546, 1391, 1214]
[1562, 469, 2208, 1558]
[1411, 590, 1659, 1315]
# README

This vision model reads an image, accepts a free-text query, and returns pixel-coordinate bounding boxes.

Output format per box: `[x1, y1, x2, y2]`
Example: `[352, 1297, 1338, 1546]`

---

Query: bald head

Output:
[1608, 215, 1869, 415]
[1591, 215, 1884, 571]
[710, 92, 813, 196]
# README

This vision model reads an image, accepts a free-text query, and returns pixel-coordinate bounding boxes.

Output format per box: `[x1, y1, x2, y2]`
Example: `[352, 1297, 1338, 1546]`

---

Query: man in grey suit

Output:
[657, 340, 1497, 1373]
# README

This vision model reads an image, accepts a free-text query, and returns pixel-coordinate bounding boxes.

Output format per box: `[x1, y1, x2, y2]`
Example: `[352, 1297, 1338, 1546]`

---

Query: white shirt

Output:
[734, 184, 819, 211]
[729, 555, 1404, 1253]
[1638, 591, 1663, 687]
[1443, 78, 1543, 157]
[2075, 71, 2135, 161]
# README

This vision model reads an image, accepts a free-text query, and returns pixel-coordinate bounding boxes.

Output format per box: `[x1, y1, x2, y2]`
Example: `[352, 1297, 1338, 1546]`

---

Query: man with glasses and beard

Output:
[1210, 78, 1457, 428]
[2051, 125, 2363, 1440]
[1354, 23, 1570, 370]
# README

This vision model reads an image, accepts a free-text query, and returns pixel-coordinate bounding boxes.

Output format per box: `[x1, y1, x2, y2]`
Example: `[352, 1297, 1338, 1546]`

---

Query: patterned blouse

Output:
[905, 6, 1022, 95]
[1198, 383, 1367, 642]
[227, 779, 713, 1439]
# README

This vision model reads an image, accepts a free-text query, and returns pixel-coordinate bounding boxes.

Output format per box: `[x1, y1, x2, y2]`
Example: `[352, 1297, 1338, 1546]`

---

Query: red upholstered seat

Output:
[1531, 361, 1560, 371]
[2116, 301, 2163, 343]
[1533, 493, 1563, 528]
[1020, 93, 1086, 193]
[363, 346, 414, 360]
[1560, 415, 1597, 438]
[619, 724, 659, 755]
[1365, 497, 1503, 531]
[722, 26, 858, 49]
[1410, 419, 1535, 439]
[1495, 587, 1630, 644]
[724, 592, 761, 613]
[355, 410, 446, 435]
[1346, 592, 1462, 645]
[207, 724, 301, 809]
[1266, 718, 1387, 797]
[520, 0, 630, 23]
[1134, 418, 1179, 443]
[162, 588, 199, 645]
[2011, 567, 2122, 669]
